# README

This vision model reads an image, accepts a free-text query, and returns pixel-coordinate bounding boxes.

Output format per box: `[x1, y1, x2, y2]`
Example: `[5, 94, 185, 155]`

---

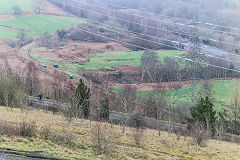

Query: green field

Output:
[0, 0, 33, 13]
[83, 50, 184, 70]
[114, 80, 240, 108]
[0, 15, 85, 39]
[0, 0, 85, 39]
[30, 49, 184, 73]
[0, 28, 19, 39]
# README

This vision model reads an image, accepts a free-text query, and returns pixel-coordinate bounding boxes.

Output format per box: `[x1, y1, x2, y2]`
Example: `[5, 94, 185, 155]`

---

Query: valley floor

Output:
[0, 107, 240, 160]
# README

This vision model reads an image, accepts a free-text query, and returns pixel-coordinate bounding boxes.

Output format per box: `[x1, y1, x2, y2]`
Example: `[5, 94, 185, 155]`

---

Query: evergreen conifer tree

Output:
[71, 79, 90, 119]
[100, 98, 110, 120]
[186, 96, 216, 136]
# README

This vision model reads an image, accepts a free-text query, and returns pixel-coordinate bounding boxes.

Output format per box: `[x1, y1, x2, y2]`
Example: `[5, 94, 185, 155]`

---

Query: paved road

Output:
[27, 98, 186, 131]
[27, 97, 69, 109]
[204, 45, 230, 56]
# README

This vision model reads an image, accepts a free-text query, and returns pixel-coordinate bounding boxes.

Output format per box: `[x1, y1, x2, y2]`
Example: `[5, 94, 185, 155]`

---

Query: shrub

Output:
[133, 129, 144, 146]
[106, 45, 113, 50]
[39, 126, 52, 139]
[40, 126, 77, 148]
[0, 120, 19, 137]
[19, 121, 37, 137]
[128, 113, 145, 146]
[8, 41, 16, 48]
[12, 5, 22, 15]
[128, 113, 145, 130]
[190, 121, 209, 146]
[90, 123, 112, 154]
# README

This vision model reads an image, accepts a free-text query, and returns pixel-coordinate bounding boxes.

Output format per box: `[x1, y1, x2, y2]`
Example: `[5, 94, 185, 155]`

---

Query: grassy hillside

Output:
[83, 50, 184, 70]
[114, 79, 240, 107]
[0, 15, 85, 38]
[0, 107, 240, 160]
[0, 0, 85, 39]
[30, 49, 183, 72]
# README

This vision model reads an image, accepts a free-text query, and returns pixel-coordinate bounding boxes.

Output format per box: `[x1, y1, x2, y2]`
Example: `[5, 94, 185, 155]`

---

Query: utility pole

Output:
[172, 10, 208, 106]
[187, 11, 202, 105]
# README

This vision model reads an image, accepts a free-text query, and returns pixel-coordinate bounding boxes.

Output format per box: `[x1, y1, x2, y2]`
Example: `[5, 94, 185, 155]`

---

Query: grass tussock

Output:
[0, 107, 240, 159]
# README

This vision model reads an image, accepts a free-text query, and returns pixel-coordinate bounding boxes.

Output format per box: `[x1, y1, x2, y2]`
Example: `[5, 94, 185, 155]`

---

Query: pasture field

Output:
[113, 79, 240, 107]
[83, 50, 184, 70]
[1, 107, 240, 160]
[30, 49, 184, 73]
[0, 28, 19, 39]
[0, 15, 85, 38]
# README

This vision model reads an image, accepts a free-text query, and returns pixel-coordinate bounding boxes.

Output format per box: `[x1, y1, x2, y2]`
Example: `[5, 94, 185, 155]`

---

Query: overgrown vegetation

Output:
[1, 107, 240, 160]
[0, 67, 27, 109]
[1, 0, 240, 159]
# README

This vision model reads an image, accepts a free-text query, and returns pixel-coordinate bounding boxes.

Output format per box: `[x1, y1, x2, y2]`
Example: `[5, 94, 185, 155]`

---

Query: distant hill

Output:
[93, 0, 240, 24]
[48, 0, 240, 53]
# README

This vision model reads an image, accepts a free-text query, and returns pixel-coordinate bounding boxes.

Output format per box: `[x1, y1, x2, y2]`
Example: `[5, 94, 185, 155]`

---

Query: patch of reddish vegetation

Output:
[40, 0, 71, 16]
[33, 41, 129, 65]
[0, 14, 14, 21]
[111, 65, 141, 75]
[0, 41, 57, 84]
[0, 41, 22, 69]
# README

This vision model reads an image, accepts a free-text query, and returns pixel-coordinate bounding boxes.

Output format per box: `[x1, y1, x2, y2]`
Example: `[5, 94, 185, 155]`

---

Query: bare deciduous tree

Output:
[120, 84, 137, 113]
[228, 90, 240, 130]
[25, 61, 39, 96]
[141, 50, 160, 83]
[90, 122, 113, 155]
[191, 121, 209, 146]
[32, 0, 44, 14]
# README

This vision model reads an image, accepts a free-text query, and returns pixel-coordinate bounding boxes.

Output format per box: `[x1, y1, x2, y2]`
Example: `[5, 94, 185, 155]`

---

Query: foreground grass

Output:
[0, 107, 240, 159]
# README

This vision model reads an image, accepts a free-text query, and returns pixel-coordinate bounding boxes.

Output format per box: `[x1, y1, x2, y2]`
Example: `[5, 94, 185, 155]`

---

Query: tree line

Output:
[140, 50, 239, 83]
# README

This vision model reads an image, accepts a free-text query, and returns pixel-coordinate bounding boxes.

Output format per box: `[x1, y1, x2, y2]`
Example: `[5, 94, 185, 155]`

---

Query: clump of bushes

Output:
[0, 120, 19, 137]
[40, 126, 78, 148]
[128, 113, 145, 146]
[19, 121, 37, 137]
[0, 120, 36, 137]
[90, 123, 113, 154]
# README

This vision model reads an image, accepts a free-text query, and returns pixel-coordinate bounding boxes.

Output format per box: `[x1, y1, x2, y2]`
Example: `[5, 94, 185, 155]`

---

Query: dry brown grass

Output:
[0, 106, 240, 160]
